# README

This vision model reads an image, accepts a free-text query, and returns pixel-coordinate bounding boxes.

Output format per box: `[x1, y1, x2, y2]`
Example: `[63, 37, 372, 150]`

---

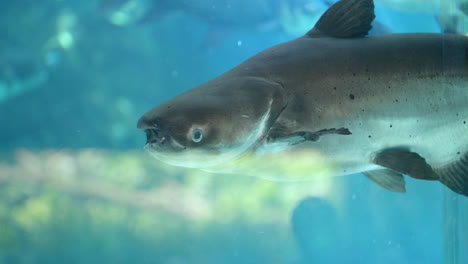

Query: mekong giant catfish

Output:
[137, 0, 468, 196]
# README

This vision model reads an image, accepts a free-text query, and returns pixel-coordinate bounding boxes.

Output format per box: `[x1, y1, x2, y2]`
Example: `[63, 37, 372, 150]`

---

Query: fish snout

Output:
[137, 115, 153, 130]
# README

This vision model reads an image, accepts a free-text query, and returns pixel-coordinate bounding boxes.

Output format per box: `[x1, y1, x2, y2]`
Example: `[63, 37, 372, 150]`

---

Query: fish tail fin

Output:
[435, 153, 468, 196]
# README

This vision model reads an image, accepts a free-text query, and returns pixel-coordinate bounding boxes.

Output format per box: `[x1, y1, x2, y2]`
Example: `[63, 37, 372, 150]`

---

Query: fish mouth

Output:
[143, 128, 167, 149]
[137, 115, 169, 149]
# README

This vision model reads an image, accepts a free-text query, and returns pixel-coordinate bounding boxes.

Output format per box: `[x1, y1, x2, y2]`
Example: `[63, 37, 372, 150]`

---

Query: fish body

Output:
[236, 33, 467, 176]
[138, 0, 468, 195]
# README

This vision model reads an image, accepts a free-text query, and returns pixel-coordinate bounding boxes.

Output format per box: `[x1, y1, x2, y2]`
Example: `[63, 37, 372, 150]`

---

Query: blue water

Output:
[0, 0, 466, 263]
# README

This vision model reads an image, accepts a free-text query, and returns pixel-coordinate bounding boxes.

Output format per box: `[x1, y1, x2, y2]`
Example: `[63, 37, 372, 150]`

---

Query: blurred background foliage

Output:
[0, 0, 467, 263]
[0, 149, 323, 263]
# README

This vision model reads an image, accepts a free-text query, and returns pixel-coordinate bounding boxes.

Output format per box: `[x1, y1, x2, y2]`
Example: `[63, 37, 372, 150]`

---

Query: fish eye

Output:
[191, 128, 203, 143]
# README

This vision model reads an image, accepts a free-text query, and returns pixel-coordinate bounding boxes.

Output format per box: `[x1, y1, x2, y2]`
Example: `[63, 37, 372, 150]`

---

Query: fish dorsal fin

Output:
[306, 0, 375, 38]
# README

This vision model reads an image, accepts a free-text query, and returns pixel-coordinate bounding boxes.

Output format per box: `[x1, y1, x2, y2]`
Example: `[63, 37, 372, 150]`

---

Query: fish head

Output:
[137, 76, 287, 169]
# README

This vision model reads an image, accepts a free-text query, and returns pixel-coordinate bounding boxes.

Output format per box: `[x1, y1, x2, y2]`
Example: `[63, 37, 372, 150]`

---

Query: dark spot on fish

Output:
[353, 73, 356, 77]
[333, 86, 337, 90]
[368, 77, 371, 81]
[349, 94, 355, 100]
[456, 113, 459, 116]
[464, 121, 466, 124]
[457, 152, 461, 155]
[395, 99, 399, 103]
[368, 135, 372, 138]
[389, 125, 393, 128]
[387, 86, 391, 89]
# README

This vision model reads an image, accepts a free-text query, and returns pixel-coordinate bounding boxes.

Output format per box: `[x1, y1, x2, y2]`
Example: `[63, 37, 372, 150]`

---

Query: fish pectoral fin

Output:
[302, 128, 352, 142]
[268, 127, 351, 145]
[306, 0, 375, 38]
[363, 169, 406, 193]
[371, 148, 439, 181]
